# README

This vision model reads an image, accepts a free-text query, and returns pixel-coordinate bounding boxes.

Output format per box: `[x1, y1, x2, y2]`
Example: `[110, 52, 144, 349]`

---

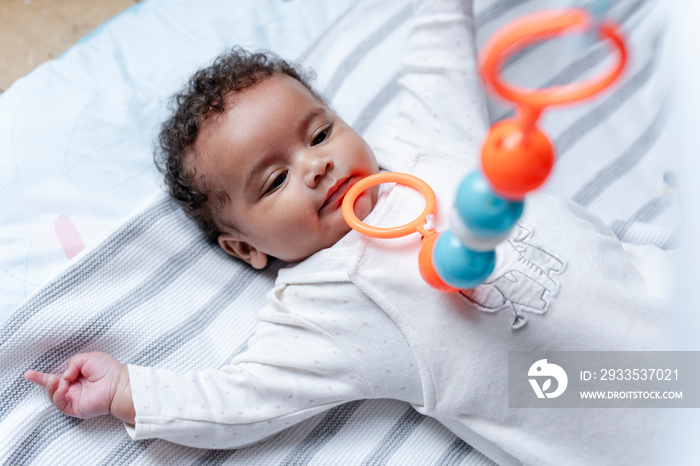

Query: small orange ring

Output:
[342, 172, 437, 239]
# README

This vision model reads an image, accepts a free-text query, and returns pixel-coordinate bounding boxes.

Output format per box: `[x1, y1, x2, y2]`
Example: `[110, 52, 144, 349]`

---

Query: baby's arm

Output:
[24, 292, 381, 449]
[22, 281, 416, 449]
[24, 352, 135, 425]
[373, 0, 489, 170]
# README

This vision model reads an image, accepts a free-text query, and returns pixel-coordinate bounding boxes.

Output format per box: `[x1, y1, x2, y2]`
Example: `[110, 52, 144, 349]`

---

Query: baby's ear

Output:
[218, 233, 268, 269]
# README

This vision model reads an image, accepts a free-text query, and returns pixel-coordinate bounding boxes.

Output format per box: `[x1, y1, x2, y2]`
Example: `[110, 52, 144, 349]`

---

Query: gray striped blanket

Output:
[1, 0, 679, 464]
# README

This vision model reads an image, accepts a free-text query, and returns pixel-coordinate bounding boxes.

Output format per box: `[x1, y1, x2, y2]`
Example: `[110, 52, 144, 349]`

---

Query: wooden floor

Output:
[0, 0, 138, 94]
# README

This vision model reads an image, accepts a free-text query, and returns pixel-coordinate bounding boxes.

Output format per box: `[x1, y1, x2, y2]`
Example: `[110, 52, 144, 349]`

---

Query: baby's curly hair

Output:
[155, 47, 320, 242]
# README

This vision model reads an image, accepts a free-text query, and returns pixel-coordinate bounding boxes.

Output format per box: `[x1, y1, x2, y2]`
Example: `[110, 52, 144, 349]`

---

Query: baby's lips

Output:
[321, 177, 351, 211]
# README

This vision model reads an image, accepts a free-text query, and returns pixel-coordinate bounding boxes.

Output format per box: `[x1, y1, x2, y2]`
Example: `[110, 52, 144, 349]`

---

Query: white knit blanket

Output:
[0, 0, 679, 464]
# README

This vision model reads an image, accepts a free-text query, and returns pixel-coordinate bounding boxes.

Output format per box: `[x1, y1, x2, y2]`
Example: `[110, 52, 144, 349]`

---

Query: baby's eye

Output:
[311, 126, 332, 146]
[266, 171, 287, 193]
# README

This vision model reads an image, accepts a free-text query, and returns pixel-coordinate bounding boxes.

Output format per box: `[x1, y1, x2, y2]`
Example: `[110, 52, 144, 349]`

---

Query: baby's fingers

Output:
[24, 371, 74, 414]
[62, 353, 91, 382]
[24, 370, 57, 390]
[24, 370, 62, 403]
[52, 379, 71, 413]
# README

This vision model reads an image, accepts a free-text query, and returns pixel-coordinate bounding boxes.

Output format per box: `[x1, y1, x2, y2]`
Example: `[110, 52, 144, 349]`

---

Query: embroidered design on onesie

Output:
[460, 223, 566, 329]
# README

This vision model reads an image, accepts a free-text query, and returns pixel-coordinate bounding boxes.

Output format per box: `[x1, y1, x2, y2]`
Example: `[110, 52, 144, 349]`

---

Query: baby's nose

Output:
[305, 156, 334, 187]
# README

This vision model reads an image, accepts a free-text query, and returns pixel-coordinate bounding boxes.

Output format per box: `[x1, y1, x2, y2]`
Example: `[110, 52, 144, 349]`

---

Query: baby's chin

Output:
[281, 185, 378, 263]
[353, 184, 379, 222]
[279, 230, 350, 264]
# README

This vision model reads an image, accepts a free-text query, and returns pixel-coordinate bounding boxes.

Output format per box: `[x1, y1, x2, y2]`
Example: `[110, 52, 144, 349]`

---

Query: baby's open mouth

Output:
[320, 177, 352, 212]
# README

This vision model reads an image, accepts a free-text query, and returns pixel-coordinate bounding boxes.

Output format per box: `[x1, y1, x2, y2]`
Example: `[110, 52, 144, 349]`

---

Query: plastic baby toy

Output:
[343, 7, 627, 293]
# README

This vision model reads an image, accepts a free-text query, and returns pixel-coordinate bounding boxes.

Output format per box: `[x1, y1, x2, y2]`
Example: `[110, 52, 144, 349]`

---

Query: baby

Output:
[25, 0, 677, 465]
[24, 45, 381, 429]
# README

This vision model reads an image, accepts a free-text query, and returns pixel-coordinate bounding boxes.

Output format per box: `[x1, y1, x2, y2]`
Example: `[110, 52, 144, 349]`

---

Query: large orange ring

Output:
[342, 172, 437, 239]
[480, 8, 627, 109]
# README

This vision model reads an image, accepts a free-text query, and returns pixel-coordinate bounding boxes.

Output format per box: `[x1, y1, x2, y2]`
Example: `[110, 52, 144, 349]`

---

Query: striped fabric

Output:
[0, 0, 678, 464]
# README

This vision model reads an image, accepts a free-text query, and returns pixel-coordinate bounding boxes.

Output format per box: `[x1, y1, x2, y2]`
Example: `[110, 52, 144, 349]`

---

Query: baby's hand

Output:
[24, 352, 134, 423]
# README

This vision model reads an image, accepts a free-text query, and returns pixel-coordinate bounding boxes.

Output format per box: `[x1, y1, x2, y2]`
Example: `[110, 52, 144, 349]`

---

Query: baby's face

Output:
[191, 73, 378, 267]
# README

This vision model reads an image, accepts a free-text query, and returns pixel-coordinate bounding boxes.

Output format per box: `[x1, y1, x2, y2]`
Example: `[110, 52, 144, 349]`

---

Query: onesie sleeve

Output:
[373, 0, 490, 171]
[124, 286, 374, 449]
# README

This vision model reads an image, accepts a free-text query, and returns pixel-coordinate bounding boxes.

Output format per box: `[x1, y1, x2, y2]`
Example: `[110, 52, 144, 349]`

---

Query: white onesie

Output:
[126, 1, 676, 464]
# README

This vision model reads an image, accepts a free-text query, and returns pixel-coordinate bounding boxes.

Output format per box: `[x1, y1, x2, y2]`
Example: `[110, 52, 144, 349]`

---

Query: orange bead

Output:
[480, 119, 554, 201]
[418, 233, 460, 293]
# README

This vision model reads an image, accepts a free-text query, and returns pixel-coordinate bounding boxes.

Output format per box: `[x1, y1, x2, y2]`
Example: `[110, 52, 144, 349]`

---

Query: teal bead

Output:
[456, 171, 524, 238]
[433, 230, 495, 289]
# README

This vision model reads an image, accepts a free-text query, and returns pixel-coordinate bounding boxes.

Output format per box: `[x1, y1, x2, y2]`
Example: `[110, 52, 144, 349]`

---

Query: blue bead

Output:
[456, 171, 524, 238]
[433, 230, 495, 289]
